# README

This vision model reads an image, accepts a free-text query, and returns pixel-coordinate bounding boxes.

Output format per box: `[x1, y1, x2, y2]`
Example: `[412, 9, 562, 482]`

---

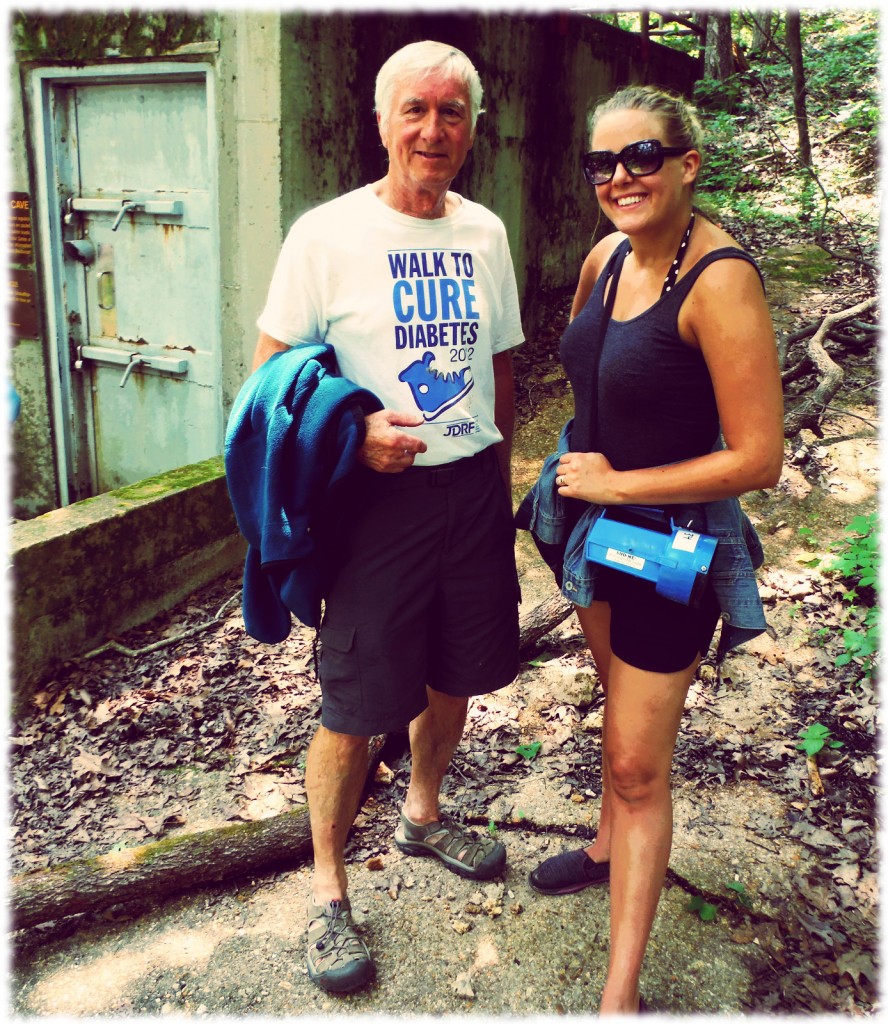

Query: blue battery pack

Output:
[585, 506, 719, 607]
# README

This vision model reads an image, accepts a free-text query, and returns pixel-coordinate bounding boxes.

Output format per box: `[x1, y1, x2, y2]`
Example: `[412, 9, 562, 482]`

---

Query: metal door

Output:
[32, 65, 221, 502]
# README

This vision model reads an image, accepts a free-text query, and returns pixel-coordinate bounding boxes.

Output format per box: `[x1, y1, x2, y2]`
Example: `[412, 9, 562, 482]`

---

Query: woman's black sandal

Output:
[528, 848, 610, 895]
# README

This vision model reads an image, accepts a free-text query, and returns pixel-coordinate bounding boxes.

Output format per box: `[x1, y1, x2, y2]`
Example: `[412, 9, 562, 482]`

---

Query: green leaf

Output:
[800, 723, 830, 739]
[515, 741, 542, 761]
[797, 723, 834, 756]
[686, 895, 717, 921]
[725, 881, 753, 907]
[846, 514, 874, 535]
[797, 738, 825, 756]
[528, 652, 558, 666]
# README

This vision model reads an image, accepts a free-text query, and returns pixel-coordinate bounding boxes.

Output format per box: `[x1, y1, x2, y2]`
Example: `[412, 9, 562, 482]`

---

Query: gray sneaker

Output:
[305, 896, 374, 993]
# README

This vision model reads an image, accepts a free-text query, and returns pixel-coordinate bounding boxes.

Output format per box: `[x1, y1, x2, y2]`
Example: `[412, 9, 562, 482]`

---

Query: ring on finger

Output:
[557, 474, 564, 486]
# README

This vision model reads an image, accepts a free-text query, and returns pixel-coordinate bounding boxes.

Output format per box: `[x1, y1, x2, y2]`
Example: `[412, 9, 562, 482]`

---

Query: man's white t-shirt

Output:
[257, 185, 525, 466]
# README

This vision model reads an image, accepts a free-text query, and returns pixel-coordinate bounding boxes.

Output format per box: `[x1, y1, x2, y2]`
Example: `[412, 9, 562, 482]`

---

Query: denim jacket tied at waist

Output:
[514, 419, 768, 660]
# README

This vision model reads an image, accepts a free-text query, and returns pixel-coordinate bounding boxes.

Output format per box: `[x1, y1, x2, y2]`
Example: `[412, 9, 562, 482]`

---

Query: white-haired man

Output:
[251, 40, 523, 992]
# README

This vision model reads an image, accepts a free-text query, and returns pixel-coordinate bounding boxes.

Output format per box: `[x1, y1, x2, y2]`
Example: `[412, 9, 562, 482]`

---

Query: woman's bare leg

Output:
[596, 650, 698, 1014]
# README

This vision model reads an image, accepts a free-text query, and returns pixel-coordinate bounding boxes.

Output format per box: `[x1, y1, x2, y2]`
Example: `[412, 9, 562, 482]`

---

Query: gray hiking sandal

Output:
[394, 811, 506, 880]
[305, 896, 375, 993]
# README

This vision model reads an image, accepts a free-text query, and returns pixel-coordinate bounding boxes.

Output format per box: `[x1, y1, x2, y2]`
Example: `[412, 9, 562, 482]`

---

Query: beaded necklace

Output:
[661, 210, 696, 296]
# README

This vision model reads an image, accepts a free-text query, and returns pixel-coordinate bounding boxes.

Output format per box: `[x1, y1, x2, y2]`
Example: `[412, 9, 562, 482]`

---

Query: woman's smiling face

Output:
[591, 109, 698, 232]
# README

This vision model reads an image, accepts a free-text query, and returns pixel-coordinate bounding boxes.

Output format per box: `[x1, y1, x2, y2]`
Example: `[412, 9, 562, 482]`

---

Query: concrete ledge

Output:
[11, 457, 246, 713]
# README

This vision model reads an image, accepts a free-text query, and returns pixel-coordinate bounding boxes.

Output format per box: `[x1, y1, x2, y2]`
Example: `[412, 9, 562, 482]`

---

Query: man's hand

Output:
[359, 410, 428, 473]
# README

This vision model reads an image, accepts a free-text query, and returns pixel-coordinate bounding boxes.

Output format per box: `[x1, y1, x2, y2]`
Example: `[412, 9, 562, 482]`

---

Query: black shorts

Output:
[318, 446, 521, 736]
[594, 566, 722, 674]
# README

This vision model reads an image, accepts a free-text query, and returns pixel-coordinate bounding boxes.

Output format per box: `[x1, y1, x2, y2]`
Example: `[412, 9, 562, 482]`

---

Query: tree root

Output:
[783, 296, 877, 437]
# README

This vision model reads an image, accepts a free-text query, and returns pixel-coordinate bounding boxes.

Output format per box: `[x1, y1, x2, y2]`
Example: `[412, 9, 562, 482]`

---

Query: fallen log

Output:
[518, 590, 574, 653]
[12, 596, 575, 932]
[11, 735, 388, 932]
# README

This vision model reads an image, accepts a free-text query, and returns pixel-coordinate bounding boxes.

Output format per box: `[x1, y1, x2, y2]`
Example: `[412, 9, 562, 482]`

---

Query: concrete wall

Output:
[10, 457, 245, 712]
[217, 13, 284, 416]
[9, 51, 59, 516]
[10, 10, 697, 519]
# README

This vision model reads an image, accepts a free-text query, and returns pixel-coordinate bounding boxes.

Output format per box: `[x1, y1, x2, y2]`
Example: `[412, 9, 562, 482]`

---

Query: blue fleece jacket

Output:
[224, 343, 382, 642]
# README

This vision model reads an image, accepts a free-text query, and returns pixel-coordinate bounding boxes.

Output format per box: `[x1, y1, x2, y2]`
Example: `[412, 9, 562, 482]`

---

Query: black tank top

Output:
[560, 239, 764, 470]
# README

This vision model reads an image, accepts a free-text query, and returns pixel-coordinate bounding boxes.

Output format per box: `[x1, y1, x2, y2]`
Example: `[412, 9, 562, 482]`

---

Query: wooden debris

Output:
[807, 755, 826, 797]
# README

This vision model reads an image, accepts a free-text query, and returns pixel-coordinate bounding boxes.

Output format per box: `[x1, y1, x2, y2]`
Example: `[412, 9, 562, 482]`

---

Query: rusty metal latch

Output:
[119, 354, 145, 387]
[65, 196, 184, 226]
[73, 345, 189, 386]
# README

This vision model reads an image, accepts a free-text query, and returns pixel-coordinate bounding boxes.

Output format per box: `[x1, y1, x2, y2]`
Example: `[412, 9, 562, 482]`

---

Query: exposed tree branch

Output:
[783, 297, 878, 437]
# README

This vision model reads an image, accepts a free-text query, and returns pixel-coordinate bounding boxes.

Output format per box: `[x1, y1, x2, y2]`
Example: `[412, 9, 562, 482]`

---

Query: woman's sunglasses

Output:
[581, 139, 692, 186]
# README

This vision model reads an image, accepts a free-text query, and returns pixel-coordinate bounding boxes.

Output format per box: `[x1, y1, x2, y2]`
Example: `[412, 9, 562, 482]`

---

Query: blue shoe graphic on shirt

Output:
[398, 352, 474, 421]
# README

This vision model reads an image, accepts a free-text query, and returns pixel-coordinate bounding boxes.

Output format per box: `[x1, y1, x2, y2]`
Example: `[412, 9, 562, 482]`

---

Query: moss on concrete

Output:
[113, 457, 226, 503]
[760, 244, 835, 284]
[11, 456, 243, 711]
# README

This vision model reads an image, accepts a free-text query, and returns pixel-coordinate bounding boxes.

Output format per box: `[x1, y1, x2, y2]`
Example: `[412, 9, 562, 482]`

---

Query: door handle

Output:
[119, 354, 145, 388]
[111, 202, 144, 231]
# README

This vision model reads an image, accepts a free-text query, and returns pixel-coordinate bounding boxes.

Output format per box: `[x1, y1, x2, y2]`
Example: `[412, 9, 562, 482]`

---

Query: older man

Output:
[251, 40, 523, 992]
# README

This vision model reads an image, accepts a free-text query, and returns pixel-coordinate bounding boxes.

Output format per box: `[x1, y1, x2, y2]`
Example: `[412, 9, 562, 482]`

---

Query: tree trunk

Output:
[785, 11, 812, 166]
[519, 590, 574, 650]
[750, 9, 773, 54]
[704, 12, 733, 80]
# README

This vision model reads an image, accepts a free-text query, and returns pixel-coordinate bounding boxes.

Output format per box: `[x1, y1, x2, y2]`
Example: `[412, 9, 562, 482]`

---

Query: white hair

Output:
[374, 40, 484, 133]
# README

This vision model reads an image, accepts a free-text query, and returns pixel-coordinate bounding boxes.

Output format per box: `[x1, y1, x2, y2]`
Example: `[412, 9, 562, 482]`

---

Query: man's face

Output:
[378, 70, 474, 195]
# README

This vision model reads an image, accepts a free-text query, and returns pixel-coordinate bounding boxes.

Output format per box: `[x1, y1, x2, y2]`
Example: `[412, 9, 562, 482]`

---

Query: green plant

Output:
[812, 625, 831, 648]
[797, 524, 821, 567]
[515, 741, 542, 761]
[687, 895, 717, 921]
[794, 176, 820, 223]
[829, 514, 879, 587]
[725, 880, 753, 909]
[701, 110, 754, 196]
[796, 722, 844, 757]
[827, 513, 879, 679]
[487, 819, 498, 837]
[693, 75, 745, 114]
[528, 652, 558, 667]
